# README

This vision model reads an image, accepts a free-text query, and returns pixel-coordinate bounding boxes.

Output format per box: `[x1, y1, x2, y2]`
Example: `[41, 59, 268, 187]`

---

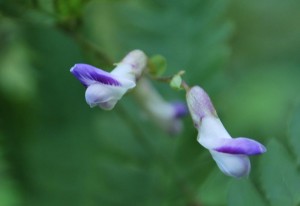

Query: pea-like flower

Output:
[134, 78, 187, 135]
[70, 50, 147, 110]
[186, 86, 266, 178]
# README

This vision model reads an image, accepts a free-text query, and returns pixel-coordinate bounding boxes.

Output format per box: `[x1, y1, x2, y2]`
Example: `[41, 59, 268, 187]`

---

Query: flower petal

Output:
[186, 86, 217, 127]
[198, 116, 232, 145]
[172, 102, 188, 118]
[119, 50, 147, 78]
[210, 150, 251, 178]
[213, 137, 267, 155]
[70, 64, 121, 87]
[85, 84, 127, 110]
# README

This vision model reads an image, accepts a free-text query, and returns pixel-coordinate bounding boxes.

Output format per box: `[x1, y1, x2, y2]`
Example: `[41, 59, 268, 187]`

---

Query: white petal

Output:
[116, 76, 136, 89]
[210, 150, 251, 178]
[111, 50, 147, 81]
[85, 84, 127, 110]
[98, 99, 118, 110]
[198, 116, 231, 149]
[111, 64, 135, 82]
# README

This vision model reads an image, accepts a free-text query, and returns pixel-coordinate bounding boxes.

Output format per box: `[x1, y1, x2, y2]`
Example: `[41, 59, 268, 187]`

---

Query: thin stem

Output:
[181, 80, 190, 92]
[150, 75, 172, 83]
[149, 74, 191, 91]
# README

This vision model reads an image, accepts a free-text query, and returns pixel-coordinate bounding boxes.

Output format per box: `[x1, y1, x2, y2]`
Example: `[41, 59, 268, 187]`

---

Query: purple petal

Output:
[213, 137, 266, 155]
[172, 102, 188, 118]
[70, 64, 121, 87]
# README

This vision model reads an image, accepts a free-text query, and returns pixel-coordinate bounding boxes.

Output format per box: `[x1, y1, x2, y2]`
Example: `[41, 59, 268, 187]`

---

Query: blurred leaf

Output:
[228, 179, 266, 206]
[54, 0, 84, 17]
[0, 143, 21, 206]
[220, 65, 300, 138]
[95, 160, 165, 206]
[289, 104, 300, 165]
[84, 0, 232, 86]
[0, 44, 36, 102]
[54, 0, 90, 32]
[148, 54, 167, 77]
[229, 0, 300, 67]
[260, 139, 300, 206]
[196, 169, 230, 206]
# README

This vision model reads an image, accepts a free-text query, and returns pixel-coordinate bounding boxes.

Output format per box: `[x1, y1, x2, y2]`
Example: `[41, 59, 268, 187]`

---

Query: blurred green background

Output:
[1, 0, 300, 205]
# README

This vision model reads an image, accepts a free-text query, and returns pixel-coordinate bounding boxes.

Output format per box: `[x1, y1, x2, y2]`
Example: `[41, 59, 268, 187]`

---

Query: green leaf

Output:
[0, 145, 21, 206]
[54, 0, 83, 17]
[228, 179, 266, 206]
[85, 0, 232, 83]
[260, 139, 300, 206]
[196, 169, 230, 205]
[170, 74, 182, 90]
[147, 55, 167, 77]
[289, 104, 300, 165]
[0, 44, 36, 102]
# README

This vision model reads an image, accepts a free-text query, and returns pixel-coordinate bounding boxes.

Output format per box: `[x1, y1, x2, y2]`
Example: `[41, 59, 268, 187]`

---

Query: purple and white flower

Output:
[134, 78, 187, 135]
[186, 86, 266, 178]
[70, 50, 147, 110]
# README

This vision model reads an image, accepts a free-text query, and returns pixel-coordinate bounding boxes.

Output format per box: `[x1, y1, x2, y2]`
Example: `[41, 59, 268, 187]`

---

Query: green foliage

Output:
[54, 0, 85, 17]
[0, 144, 21, 206]
[196, 169, 230, 205]
[0, 44, 36, 102]
[0, 0, 300, 206]
[289, 104, 300, 165]
[219, 66, 300, 138]
[84, 0, 232, 86]
[260, 139, 300, 206]
[228, 179, 266, 206]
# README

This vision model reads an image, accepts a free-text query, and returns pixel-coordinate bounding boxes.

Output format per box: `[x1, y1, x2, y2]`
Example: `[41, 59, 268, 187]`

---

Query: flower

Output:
[70, 50, 147, 110]
[134, 78, 188, 135]
[186, 86, 266, 178]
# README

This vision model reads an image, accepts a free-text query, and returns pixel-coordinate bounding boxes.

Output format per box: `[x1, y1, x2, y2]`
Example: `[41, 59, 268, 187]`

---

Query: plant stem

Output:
[149, 74, 191, 91]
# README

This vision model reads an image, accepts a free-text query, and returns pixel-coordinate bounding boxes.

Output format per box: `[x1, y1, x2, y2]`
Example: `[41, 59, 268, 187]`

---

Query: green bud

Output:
[170, 74, 182, 90]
